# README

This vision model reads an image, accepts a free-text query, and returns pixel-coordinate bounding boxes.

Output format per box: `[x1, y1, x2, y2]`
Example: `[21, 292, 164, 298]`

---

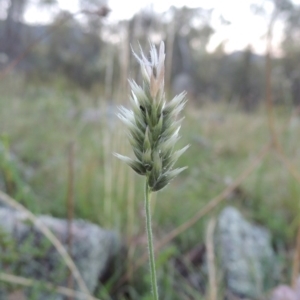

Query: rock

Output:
[216, 206, 276, 299]
[0, 207, 120, 299]
[271, 285, 298, 300]
[271, 277, 300, 300]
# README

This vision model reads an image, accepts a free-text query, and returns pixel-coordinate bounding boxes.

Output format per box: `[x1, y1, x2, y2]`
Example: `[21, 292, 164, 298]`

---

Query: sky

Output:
[23, 0, 293, 54]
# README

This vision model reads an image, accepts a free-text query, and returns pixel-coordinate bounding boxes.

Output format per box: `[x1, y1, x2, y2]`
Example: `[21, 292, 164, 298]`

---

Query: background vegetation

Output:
[1, 0, 300, 299]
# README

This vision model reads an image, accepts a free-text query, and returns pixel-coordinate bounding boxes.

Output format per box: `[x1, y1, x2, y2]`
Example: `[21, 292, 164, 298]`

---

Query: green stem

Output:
[144, 180, 159, 300]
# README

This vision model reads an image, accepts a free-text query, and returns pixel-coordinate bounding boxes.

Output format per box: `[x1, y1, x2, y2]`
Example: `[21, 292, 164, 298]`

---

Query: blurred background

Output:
[1, 0, 300, 299]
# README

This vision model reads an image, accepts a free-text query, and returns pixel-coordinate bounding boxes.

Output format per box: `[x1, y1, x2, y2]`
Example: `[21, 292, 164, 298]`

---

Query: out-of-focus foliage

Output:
[1, 0, 300, 108]
[281, 5, 300, 106]
[35, 11, 106, 88]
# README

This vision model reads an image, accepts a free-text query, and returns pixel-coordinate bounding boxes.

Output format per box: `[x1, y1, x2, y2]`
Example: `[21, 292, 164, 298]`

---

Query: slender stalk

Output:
[66, 141, 75, 300]
[144, 180, 159, 300]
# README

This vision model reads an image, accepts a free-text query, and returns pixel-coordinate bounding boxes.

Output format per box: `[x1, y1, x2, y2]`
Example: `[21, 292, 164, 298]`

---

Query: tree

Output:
[281, 4, 300, 106]
[4, 0, 28, 56]
[1, 0, 57, 57]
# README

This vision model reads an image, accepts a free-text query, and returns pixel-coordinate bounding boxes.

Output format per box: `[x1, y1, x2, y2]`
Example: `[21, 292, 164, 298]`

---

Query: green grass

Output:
[0, 75, 300, 298]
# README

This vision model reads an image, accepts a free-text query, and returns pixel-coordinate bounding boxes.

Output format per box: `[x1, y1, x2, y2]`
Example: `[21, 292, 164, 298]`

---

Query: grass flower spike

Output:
[115, 41, 188, 300]
[115, 41, 189, 192]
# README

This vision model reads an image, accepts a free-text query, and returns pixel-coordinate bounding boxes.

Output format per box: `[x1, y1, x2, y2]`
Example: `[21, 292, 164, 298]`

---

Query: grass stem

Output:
[144, 180, 159, 300]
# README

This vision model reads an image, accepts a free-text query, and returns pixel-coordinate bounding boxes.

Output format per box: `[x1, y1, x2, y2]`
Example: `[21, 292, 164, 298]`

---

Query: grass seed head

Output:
[115, 41, 189, 192]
